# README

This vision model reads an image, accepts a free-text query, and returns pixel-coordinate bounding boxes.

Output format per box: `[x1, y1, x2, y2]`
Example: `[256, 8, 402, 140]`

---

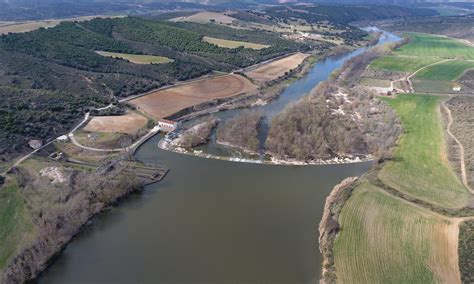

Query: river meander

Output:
[39, 28, 399, 284]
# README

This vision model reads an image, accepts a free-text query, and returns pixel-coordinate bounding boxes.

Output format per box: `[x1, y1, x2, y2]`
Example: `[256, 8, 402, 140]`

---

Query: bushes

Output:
[459, 220, 474, 284]
[266, 82, 401, 161]
[217, 110, 263, 153]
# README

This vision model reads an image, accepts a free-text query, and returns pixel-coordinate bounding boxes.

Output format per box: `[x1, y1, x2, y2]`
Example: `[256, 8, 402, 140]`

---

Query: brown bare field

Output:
[170, 12, 236, 24]
[130, 74, 257, 119]
[83, 112, 148, 135]
[245, 53, 310, 83]
[0, 15, 123, 35]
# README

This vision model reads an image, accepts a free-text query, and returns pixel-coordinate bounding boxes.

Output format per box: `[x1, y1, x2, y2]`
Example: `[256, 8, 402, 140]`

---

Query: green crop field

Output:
[414, 60, 474, 81]
[412, 80, 455, 94]
[370, 55, 439, 73]
[379, 94, 469, 208]
[0, 180, 35, 274]
[95, 51, 174, 64]
[395, 33, 474, 60]
[203, 36, 269, 50]
[334, 182, 459, 283]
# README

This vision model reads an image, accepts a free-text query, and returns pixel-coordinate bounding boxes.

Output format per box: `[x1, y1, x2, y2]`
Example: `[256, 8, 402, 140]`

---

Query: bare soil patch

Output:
[83, 112, 148, 135]
[129, 74, 257, 120]
[170, 12, 236, 24]
[245, 53, 310, 83]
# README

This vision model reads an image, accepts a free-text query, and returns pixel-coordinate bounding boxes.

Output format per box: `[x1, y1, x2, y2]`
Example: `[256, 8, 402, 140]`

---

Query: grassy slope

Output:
[334, 181, 459, 283]
[379, 94, 469, 208]
[0, 180, 35, 276]
[414, 60, 474, 81]
[395, 33, 474, 59]
[95, 51, 174, 64]
[370, 55, 439, 73]
[203, 36, 269, 50]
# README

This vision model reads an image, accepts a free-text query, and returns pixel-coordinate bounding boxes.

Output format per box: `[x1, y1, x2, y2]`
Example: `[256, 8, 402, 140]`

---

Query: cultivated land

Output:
[366, 33, 474, 93]
[203, 36, 269, 50]
[395, 33, 474, 59]
[379, 95, 469, 208]
[170, 12, 236, 24]
[0, 180, 35, 278]
[245, 53, 310, 83]
[95, 51, 174, 65]
[130, 74, 257, 120]
[370, 55, 440, 73]
[334, 181, 460, 283]
[331, 93, 473, 283]
[414, 60, 474, 81]
[0, 15, 122, 35]
[83, 112, 148, 135]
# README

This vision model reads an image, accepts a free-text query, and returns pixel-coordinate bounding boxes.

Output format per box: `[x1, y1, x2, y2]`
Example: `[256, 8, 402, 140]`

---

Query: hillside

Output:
[0, 16, 307, 159]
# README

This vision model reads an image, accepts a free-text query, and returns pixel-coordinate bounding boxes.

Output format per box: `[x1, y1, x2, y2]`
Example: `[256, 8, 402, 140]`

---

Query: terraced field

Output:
[395, 33, 474, 59]
[379, 94, 469, 208]
[95, 51, 174, 64]
[0, 180, 35, 276]
[203, 36, 269, 50]
[414, 60, 474, 81]
[334, 182, 460, 283]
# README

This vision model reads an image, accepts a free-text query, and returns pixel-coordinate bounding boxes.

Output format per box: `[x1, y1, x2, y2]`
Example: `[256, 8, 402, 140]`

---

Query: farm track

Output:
[442, 100, 474, 194]
[406, 59, 452, 92]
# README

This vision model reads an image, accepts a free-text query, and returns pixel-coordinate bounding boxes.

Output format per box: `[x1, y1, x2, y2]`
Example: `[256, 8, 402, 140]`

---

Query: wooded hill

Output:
[0, 16, 309, 159]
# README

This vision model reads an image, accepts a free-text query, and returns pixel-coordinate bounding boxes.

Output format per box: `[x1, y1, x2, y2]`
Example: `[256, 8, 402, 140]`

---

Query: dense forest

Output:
[0, 16, 306, 158]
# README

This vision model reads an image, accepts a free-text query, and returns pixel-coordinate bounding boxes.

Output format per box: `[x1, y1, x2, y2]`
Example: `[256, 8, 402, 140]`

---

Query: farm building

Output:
[157, 119, 178, 132]
[453, 84, 462, 92]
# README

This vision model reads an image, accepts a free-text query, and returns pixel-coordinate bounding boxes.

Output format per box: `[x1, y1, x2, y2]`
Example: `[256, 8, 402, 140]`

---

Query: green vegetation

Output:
[370, 55, 440, 73]
[203, 36, 269, 50]
[414, 60, 474, 81]
[95, 51, 174, 64]
[334, 181, 457, 283]
[395, 33, 474, 59]
[360, 77, 391, 88]
[379, 94, 469, 208]
[0, 16, 308, 158]
[0, 180, 35, 272]
[411, 80, 455, 93]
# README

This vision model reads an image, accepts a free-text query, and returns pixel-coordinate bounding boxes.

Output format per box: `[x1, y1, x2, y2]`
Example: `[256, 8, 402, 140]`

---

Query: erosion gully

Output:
[39, 28, 399, 284]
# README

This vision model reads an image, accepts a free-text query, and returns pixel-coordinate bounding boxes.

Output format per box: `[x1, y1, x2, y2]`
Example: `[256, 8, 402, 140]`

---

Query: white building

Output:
[453, 85, 462, 92]
[157, 119, 178, 132]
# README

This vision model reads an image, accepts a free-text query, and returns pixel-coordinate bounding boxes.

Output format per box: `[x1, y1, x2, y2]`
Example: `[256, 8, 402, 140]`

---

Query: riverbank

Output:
[158, 138, 372, 166]
[1, 154, 168, 283]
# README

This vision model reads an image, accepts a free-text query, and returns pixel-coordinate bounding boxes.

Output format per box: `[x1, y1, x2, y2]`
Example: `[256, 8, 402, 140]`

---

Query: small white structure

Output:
[157, 119, 178, 132]
[453, 84, 462, 92]
[28, 139, 43, 150]
[56, 135, 69, 142]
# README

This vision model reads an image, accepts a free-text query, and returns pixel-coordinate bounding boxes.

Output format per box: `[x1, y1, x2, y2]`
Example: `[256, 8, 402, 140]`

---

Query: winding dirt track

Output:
[406, 59, 452, 92]
[442, 100, 474, 194]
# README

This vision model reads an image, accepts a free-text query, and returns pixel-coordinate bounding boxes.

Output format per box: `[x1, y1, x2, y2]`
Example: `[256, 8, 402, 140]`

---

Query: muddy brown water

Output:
[39, 29, 399, 284]
[40, 138, 371, 284]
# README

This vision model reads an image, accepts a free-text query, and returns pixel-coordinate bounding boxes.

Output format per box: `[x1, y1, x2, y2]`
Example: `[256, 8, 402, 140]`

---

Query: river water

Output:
[40, 29, 399, 284]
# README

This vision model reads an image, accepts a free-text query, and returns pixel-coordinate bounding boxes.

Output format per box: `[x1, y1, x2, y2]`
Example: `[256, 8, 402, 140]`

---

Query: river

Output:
[39, 29, 399, 284]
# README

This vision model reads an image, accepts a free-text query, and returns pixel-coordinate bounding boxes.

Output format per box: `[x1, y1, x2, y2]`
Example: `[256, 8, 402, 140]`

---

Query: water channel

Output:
[39, 28, 399, 284]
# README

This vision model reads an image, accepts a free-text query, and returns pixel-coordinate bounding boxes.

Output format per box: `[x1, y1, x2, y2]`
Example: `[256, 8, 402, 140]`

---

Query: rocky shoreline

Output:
[159, 138, 372, 166]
